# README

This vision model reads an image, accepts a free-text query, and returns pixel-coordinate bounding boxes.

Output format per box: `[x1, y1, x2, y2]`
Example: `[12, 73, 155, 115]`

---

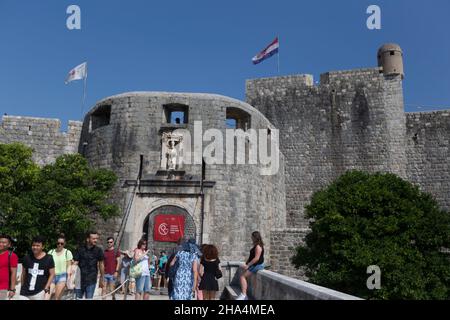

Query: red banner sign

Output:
[153, 215, 185, 242]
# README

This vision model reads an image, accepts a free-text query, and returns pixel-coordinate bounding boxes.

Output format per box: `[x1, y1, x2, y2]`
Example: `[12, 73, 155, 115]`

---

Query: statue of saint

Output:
[166, 140, 178, 170]
[161, 132, 183, 171]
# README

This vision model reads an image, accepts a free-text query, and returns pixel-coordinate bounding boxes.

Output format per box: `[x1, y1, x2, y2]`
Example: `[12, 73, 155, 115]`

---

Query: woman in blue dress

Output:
[170, 238, 200, 300]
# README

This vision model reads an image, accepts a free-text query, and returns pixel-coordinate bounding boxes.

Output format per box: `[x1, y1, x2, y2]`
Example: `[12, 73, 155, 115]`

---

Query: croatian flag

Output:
[252, 37, 279, 65]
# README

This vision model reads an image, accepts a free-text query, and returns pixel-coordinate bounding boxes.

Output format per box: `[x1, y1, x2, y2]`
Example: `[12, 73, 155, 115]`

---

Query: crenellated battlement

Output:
[0, 115, 82, 165]
[319, 67, 383, 84]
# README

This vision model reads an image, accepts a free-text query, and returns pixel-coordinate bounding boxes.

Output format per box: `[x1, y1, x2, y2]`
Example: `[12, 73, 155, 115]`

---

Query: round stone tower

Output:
[78, 92, 286, 264]
[377, 43, 404, 79]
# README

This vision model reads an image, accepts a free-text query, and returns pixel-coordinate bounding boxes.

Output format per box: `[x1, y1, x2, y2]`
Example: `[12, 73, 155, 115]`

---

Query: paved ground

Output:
[62, 286, 170, 300]
[99, 288, 170, 301]
[13, 282, 170, 300]
[104, 289, 169, 300]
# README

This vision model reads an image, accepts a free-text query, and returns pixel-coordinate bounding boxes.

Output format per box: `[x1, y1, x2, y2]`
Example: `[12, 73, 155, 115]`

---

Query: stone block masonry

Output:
[246, 68, 408, 229]
[0, 116, 82, 166]
[406, 110, 450, 212]
[269, 228, 308, 279]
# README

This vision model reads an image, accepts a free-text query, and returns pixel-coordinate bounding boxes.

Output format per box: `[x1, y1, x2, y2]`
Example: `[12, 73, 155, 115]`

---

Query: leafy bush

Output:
[292, 170, 450, 299]
[0, 143, 119, 256]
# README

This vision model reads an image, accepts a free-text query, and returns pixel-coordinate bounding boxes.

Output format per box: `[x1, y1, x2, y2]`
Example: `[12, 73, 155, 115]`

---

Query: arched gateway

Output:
[143, 205, 196, 255]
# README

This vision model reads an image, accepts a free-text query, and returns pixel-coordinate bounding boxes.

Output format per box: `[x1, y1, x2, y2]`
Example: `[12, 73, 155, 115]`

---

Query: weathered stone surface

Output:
[269, 228, 307, 278]
[246, 68, 408, 229]
[406, 110, 450, 211]
[0, 116, 82, 165]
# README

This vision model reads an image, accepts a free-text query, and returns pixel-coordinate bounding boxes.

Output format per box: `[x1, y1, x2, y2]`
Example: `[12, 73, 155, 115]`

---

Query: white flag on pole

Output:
[65, 62, 87, 84]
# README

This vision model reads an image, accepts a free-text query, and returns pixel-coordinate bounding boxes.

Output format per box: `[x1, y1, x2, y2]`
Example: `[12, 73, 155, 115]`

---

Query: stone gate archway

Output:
[143, 205, 196, 255]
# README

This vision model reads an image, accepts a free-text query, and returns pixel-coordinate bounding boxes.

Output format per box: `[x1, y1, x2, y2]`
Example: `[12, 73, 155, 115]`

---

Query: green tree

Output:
[292, 170, 450, 300]
[0, 143, 119, 256]
[0, 143, 40, 255]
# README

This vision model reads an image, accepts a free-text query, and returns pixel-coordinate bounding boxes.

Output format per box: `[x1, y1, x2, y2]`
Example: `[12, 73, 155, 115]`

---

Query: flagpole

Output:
[81, 66, 87, 119]
[277, 35, 280, 75]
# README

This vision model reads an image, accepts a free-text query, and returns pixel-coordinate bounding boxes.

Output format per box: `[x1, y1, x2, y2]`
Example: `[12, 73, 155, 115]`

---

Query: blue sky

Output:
[1, 0, 450, 130]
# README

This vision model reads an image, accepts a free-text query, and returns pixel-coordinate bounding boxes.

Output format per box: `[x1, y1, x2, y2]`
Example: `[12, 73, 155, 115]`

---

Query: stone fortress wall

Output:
[1, 44, 449, 279]
[246, 45, 449, 277]
[406, 110, 450, 211]
[0, 115, 82, 165]
[246, 68, 407, 229]
[246, 68, 406, 277]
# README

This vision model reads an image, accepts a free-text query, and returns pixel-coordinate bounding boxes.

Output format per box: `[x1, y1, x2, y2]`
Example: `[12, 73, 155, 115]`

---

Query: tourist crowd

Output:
[0, 231, 265, 300]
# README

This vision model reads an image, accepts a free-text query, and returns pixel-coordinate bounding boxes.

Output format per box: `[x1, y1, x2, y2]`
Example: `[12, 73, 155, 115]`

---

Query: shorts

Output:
[135, 275, 151, 293]
[53, 273, 68, 284]
[104, 274, 116, 283]
[248, 263, 265, 274]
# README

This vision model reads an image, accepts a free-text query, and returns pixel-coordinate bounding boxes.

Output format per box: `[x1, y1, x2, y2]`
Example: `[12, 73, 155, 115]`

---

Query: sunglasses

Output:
[57, 242, 65, 246]
[107, 241, 114, 244]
